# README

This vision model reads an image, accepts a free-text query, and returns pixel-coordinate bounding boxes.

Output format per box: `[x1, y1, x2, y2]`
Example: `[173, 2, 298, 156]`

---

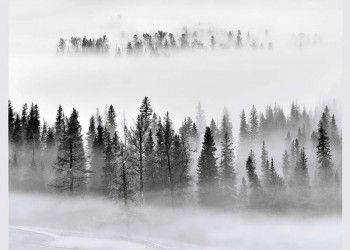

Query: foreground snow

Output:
[9, 192, 341, 250]
[9, 226, 161, 250]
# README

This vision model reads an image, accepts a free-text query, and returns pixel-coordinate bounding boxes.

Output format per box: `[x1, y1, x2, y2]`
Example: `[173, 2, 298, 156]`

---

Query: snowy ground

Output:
[9, 192, 341, 250]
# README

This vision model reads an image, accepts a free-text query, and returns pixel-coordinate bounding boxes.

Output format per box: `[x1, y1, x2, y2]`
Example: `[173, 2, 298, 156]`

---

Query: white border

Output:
[0, 0, 348, 249]
[0, 0, 8, 248]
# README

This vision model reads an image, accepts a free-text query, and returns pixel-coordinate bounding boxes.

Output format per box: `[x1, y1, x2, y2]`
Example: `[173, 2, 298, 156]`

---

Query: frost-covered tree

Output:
[128, 97, 153, 196]
[107, 105, 117, 136]
[50, 108, 90, 193]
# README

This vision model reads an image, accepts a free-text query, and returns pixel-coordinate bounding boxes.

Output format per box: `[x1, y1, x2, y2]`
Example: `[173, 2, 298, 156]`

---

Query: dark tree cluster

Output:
[57, 29, 273, 56]
[57, 35, 109, 54]
[8, 99, 341, 212]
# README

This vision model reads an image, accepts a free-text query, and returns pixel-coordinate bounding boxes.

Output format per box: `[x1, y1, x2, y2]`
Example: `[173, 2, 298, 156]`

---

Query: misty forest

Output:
[56, 28, 323, 56]
[8, 0, 342, 248]
[8, 97, 341, 213]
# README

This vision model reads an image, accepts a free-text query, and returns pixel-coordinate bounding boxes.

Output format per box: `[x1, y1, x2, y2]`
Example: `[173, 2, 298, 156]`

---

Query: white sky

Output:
[8, 0, 342, 138]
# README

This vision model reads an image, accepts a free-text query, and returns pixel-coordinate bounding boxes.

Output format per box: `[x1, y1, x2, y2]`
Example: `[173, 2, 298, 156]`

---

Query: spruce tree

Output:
[209, 118, 219, 143]
[317, 121, 333, 185]
[236, 30, 243, 48]
[86, 116, 96, 154]
[220, 110, 233, 141]
[50, 108, 89, 193]
[219, 131, 237, 204]
[330, 114, 341, 147]
[195, 102, 206, 135]
[191, 122, 200, 148]
[239, 109, 249, 146]
[8, 100, 15, 138]
[269, 158, 284, 190]
[102, 132, 115, 196]
[321, 106, 330, 133]
[282, 149, 291, 181]
[145, 129, 159, 191]
[21, 103, 28, 142]
[54, 105, 65, 141]
[197, 127, 219, 206]
[238, 177, 248, 207]
[107, 105, 117, 136]
[246, 154, 262, 207]
[128, 97, 153, 196]
[293, 148, 310, 204]
[249, 105, 259, 143]
[260, 141, 269, 187]
[12, 114, 22, 146]
[163, 112, 175, 203]
[90, 123, 105, 192]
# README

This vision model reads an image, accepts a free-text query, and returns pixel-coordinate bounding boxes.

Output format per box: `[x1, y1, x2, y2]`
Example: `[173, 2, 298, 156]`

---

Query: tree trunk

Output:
[69, 140, 74, 193]
[167, 153, 174, 205]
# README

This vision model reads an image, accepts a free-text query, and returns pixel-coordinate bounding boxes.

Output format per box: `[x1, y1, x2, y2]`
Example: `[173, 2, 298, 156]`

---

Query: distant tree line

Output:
[56, 29, 274, 56]
[8, 98, 341, 212]
[57, 35, 110, 54]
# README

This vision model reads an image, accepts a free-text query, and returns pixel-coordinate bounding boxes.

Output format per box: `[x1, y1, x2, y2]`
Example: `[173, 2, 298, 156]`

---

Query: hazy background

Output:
[9, 0, 342, 136]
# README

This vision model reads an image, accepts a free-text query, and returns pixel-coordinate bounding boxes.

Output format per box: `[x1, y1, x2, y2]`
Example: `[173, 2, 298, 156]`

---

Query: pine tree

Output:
[12, 114, 22, 146]
[144, 129, 159, 191]
[321, 106, 330, 133]
[195, 102, 206, 136]
[11, 114, 22, 172]
[54, 105, 65, 142]
[210, 35, 216, 49]
[41, 121, 48, 147]
[26, 103, 41, 150]
[220, 109, 233, 141]
[239, 110, 249, 146]
[317, 120, 333, 185]
[86, 116, 96, 155]
[90, 123, 105, 192]
[8, 100, 15, 138]
[163, 112, 175, 203]
[197, 127, 219, 206]
[269, 158, 284, 190]
[21, 104, 28, 142]
[311, 130, 318, 148]
[177, 127, 193, 198]
[246, 155, 261, 197]
[102, 132, 115, 196]
[45, 127, 55, 148]
[236, 30, 243, 48]
[111, 120, 136, 205]
[107, 105, 117, 136]
[282, 149, 291, 181]
[209, 118, 219, 143]
[260, 141, 269, 187]
[293, 148, 310, 204]
[285, 131, 291, 147]
[238, 177, 248, 207]
[219, 131, 237, 205]
[191, 122, 200, 148]
[330, 114, 341, 147]
[50, 108, 89, 193]
[249, 105, 259, 143]
[128, 97, 153, 196]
